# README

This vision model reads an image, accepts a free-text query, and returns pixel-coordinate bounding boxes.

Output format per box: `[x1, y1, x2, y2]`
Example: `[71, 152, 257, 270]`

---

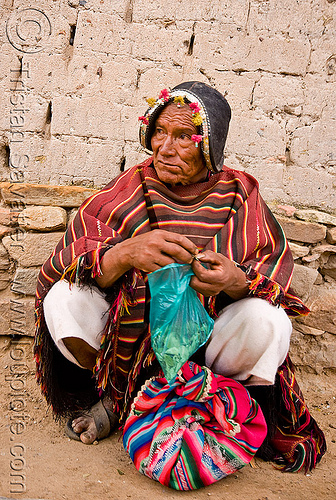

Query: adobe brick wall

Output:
[0, 0, 335, 372]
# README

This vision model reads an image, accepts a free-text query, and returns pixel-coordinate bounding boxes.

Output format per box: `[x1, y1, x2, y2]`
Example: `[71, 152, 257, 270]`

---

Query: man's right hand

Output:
[96, 229, 198, 288]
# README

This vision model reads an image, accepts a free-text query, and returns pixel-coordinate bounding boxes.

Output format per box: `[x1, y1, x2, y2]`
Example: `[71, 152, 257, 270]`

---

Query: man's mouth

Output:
[158, 160, 181, 169]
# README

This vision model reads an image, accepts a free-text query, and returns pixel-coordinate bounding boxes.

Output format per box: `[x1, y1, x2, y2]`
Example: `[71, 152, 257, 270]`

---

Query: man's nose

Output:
[159, 134, 175, 155]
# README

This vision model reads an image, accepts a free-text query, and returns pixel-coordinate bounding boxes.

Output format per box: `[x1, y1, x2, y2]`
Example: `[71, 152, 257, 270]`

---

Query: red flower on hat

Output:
[191, 134, 203, 144]
[189, 102, 201, 114]
[159, 89, 170, 102]
[138, 115, 149, 125]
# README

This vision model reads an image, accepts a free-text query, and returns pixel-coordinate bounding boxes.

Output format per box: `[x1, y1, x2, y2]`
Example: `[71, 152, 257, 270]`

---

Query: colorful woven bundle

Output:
[123, 362, 267, 490]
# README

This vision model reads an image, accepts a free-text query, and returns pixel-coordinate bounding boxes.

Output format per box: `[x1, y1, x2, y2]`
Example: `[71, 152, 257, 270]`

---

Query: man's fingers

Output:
[194, 250, 226, 265]
[160, 241, 195, 264]
[127, 230, 197, 272]
[189, 276, 217, 297]
[148, 230, 198, 263]
[191, 258, 221, 281]
[163, 231, 198, 257]
[153, 253, 176, 269]
[191, 257, 233, 295]
[141, 254, 176, 273]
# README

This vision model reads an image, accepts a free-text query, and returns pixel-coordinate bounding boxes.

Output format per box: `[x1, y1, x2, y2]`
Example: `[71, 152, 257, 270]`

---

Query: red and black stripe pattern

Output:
[34, 158, 325, 471]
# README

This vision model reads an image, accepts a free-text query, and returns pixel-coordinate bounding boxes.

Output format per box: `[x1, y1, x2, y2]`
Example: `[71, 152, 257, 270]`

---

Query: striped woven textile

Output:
[34, 158, 326, 472]
[34, 159, 308, 412]
[123, 361, 267, 490]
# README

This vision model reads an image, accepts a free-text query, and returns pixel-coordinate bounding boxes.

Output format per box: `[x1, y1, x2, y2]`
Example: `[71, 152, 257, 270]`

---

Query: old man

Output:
[35, 82, 325, 475]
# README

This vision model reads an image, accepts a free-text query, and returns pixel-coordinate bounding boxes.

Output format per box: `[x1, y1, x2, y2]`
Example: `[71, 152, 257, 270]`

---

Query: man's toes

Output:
[80, 429, 97, 445]
[70, 416, 98, 444]
[72, 416, 90, 433]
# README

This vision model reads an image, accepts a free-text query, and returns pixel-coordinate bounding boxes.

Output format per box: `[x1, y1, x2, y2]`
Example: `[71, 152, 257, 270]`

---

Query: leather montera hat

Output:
[139, 81, 232, 173]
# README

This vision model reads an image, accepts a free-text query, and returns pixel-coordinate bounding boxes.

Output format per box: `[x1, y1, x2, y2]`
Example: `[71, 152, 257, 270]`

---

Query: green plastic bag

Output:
[148, 263, 214, 382]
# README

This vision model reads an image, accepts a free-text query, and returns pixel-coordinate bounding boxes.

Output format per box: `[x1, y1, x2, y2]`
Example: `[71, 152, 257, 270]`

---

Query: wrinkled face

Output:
[151, 103, 207, 186]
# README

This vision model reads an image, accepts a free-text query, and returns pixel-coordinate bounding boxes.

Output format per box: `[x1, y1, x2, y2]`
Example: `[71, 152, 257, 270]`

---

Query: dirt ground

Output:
[0, 335, 335, 500]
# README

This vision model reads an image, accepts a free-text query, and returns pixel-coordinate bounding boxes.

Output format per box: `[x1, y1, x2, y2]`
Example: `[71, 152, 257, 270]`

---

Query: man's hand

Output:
[96, 229, 198, 288]
[190, 250, 249, 300]
[122, 229, 198, 273]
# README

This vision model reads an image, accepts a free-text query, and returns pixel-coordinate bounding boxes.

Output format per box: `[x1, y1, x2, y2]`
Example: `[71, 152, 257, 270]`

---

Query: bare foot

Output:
[71, 414, 99, 444]
[69, 398, 117, 444]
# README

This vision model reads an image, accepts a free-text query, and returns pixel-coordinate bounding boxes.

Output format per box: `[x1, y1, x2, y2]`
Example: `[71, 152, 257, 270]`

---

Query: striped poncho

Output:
[34, 158, 325, 471]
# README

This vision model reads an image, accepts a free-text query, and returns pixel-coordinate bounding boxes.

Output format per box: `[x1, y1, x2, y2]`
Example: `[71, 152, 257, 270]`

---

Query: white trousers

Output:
[43, 280, 292, 386]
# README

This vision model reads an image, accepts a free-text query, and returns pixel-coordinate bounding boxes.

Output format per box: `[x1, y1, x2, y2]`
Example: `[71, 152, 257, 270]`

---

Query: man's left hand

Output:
[190, 250, 249, 300]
